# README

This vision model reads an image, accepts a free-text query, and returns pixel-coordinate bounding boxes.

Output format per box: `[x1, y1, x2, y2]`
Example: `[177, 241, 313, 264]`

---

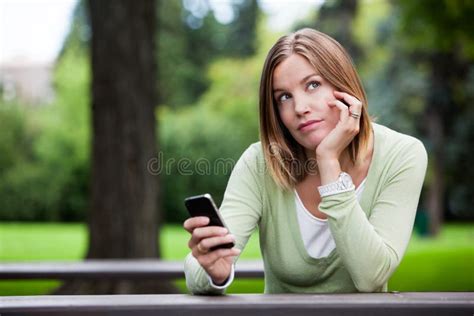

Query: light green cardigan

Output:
[184, 123, 428, 294]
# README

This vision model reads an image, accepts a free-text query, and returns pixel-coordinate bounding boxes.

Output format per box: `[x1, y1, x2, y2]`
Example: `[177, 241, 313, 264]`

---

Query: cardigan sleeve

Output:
[184, 144, 264, 295]
[319, 138, 427, 292]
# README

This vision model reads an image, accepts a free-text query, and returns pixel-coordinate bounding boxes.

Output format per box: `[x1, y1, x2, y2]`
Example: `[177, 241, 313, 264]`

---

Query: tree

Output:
[55, 0, 176, 294]
[364, 0, 474, 235]
[312, 0, 363, 64]
[391, 0, 474, 234]
[224, 0, 259, 57]
[158, 0, 260, 108]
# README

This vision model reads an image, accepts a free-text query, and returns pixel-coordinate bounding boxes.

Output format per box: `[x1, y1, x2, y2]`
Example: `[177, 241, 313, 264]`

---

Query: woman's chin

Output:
[294, 134, 324, 152]
[304, 137, 323, 150]
[300, 141, 319, 153]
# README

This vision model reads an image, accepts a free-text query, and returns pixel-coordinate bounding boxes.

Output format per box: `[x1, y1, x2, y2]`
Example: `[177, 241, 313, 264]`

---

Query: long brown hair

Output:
[259, 28, 372, 190]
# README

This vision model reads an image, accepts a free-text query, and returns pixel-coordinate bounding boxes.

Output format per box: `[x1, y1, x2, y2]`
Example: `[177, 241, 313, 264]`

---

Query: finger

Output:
[348, 101, 363, 119]
[200, 234, 236, 251]
[349, 111, 362, 120]
[193, 245, 232, 263]
[197, 243, 207, 254]
[334, 91, 363, 119]
[193, 226, 228, 239]
[183, 216, 210, 233]
[328, 100, 350, 123]
[333, 91, 362, 108]
[189, 226, 228, 248]
[197, 248, 241, 268]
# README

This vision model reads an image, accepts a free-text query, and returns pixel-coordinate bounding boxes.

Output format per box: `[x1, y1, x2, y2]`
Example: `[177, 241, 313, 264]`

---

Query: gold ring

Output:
[197, 243, 207, 253]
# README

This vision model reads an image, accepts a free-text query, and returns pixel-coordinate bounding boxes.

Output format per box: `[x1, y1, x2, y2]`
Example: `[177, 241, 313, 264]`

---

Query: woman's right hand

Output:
[183, 216, 241, 285]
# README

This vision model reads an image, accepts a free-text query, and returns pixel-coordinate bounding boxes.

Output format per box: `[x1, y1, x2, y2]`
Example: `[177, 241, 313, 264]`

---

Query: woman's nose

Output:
[294, 94, 311, 115]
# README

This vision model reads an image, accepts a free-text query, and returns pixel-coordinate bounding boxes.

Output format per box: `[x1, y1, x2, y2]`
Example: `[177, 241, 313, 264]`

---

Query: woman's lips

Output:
[298, 119, 322, 131]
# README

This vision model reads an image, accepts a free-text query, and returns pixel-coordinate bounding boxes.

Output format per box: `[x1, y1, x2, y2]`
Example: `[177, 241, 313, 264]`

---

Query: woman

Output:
[183, 28, 427, 294]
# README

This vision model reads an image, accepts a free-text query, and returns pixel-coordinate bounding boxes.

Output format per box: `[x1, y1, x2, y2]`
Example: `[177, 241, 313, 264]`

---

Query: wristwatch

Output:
[318, 172, 355, 197]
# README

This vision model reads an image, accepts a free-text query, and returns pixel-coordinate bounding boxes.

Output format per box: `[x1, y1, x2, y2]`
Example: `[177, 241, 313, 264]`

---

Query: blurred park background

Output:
[0, 0, 473, 295]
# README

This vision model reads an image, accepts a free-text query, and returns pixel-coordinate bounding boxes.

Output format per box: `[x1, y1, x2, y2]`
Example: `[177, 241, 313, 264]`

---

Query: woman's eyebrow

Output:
[299, 73, 319, 84]
[273, 73, 319, 93]
[273, 88, 284, 93]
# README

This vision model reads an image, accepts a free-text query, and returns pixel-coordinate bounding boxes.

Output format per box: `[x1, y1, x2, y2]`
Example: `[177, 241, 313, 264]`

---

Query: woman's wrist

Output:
[211, 276, 229, 285]
[210, 271, 231, 286]
[208, 265, 235, 289]
[317, 158, 341, 185]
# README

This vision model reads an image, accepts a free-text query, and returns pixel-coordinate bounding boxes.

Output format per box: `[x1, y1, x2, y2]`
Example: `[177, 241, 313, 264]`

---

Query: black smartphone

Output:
[184, 193, 235, 250]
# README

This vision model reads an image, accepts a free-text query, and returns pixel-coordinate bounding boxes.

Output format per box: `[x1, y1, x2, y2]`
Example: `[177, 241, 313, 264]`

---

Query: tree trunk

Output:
[422, 51, 460, 237]
[425, 109, 444, 236]
[55, 0, 177, 294]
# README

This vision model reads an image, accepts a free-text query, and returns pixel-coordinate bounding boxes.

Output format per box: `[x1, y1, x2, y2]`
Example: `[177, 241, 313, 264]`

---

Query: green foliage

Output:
[397, 0, 474, 58]
[155, 18, 274, 224]
[379, 0, 474, 218]
[57, 0, 89, 58]
[0, 30, 90, 221]
[156, 0, 202, 107]
[32, 42, 90, 221]
[0, 0, 262, 223]
[0, 102, 32, 175]
[158, 56, 260, 222]
[1, 0, 472, 223]
[222, 0, 259, 57]
[0, 103, 49, 220]
[0, 163, 61, 220]
[157, 0, 260, 108]
[312, 0, 363, 63]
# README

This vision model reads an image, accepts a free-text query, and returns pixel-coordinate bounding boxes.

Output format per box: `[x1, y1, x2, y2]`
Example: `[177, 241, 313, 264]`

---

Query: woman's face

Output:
[272, 53, 340, 152]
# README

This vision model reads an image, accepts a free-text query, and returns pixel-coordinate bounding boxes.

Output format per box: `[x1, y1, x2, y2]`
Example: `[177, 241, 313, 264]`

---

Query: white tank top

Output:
[294, 178, 367, 259]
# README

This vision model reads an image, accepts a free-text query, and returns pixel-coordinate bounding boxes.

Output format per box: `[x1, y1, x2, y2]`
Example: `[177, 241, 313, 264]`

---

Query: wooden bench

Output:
[0, 260, 264, 280]
[1, 261, 472, 315]
[0, 292, 472, 315]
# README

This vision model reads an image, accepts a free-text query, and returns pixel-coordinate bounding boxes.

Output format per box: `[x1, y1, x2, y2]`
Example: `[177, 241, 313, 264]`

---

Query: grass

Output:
[0, 223, 264, 295]
[388, 224, 474, 291]
[0, 222, 472, 295]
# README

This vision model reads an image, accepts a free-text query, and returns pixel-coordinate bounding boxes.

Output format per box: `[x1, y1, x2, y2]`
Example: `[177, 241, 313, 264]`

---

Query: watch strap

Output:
[318, 172, 355, 198]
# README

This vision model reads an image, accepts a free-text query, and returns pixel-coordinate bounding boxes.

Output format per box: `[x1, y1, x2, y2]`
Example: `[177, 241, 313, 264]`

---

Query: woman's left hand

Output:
[315, 90, 363, 161]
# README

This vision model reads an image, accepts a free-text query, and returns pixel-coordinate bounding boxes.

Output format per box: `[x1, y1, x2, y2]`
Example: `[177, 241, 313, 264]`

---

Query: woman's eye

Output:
[279, 93, 291, 102]
[308, 81, 320, 90]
